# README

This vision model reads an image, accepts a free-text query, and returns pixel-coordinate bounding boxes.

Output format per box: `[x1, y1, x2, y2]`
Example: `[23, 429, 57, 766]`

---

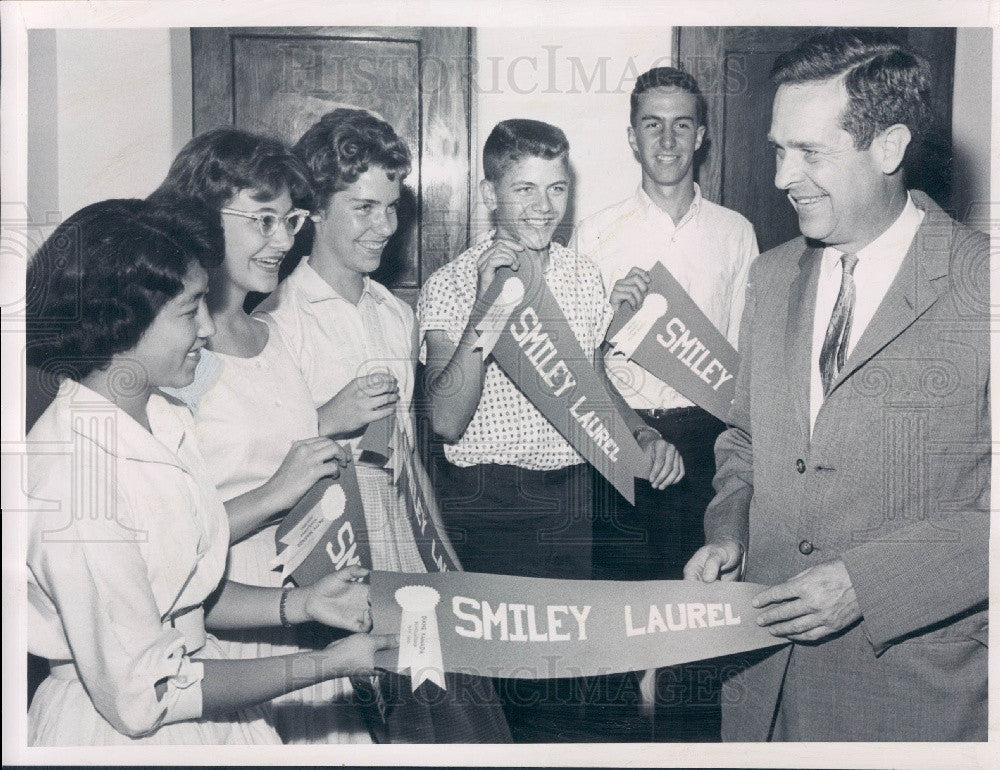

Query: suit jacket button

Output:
[796, 459, 806, 473]
[798, 540, 814, 555]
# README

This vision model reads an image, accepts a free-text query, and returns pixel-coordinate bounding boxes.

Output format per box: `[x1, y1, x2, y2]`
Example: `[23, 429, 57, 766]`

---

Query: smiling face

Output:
[126, 262, 214, 390]
[769, 77, 896, 252]
[313, 166, 401, 276]
[220, 188, 296, 295]
[482, 154, 570, 254]
[629, 86, 705, 190]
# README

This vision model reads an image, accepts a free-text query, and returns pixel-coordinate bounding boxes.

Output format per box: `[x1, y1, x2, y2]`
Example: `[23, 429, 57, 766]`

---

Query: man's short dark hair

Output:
[149, 127, 314, 212]
[293, 108, 411, 210]
[771, 28, 932, 149]
[482, 119, 569, 184]
[630, 67, 706, 127]
[26, 198, 223, 381]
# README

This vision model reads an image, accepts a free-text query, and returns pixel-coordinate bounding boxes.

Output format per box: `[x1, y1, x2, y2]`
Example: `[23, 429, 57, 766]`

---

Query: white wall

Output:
[29, 26, 670, 239]
[27, 28, 192, 223]
[472, 27, 672, 240]
[951, 27, 992, 225]
[27, 30, 59, 226]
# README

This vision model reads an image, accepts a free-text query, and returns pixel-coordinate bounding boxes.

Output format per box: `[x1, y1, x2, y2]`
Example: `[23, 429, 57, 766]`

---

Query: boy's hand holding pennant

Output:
[606, 261, 740, 423]
[467, 239, 651, 504]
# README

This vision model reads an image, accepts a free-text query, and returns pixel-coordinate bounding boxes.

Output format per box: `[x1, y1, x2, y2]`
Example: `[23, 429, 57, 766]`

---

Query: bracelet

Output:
[279, 588, 293, 628]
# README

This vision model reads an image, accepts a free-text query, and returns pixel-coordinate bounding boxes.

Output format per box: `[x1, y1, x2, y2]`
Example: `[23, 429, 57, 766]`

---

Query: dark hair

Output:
[482, 119, 569, 184]
[148, 127, 314, 212]
[630, 66, 706, 127]
[771, 28, 932, 149]
[293, 108, 411, 210]
[26, 198, 223, 381]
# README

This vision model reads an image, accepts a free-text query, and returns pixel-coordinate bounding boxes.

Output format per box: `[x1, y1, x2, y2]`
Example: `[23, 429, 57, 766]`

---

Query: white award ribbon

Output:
[269, 484, 346, 580]
[608, 293, 669, 360]
[394, 585, 446, 692]
[473, 276, 526, 359]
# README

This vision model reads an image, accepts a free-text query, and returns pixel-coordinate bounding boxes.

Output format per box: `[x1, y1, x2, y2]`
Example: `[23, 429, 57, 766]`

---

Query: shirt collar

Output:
[298, 259, 384, 304]
[58, 378, 189, 467]
[689, 183, 704, 214]
[635, 182, 703, 224]
[546, 239, 572, 270]
[823, 192, 924, 269]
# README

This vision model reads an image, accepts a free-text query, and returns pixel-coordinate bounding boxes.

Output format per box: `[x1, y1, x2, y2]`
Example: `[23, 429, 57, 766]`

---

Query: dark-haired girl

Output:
[25, 198, 394, 745]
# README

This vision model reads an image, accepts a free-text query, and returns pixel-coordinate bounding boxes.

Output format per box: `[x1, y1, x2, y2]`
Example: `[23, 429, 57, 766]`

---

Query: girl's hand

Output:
[301, 565, 373, 631]
[321, 373, 399, 435]
[263, 437, 350, 512]
[323, 632, 399, 676]
[636, 429, 685, 489]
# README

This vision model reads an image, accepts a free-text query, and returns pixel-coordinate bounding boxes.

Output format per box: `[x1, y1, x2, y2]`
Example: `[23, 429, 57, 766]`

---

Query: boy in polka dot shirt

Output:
[418, 118, 683, 583]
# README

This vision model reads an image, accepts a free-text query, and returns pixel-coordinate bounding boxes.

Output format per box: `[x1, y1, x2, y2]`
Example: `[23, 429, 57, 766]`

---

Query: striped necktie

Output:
[819, 252, 859, 396]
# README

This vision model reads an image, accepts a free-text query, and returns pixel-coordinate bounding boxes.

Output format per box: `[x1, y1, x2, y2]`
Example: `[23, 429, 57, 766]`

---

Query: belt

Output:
[637, 406, 705, 421]
[444, 461, 584, 481]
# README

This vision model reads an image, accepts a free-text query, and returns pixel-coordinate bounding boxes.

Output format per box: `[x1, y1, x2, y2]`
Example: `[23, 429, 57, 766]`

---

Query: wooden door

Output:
[192, 27, 473, 308]
[676, 27, 956, 252]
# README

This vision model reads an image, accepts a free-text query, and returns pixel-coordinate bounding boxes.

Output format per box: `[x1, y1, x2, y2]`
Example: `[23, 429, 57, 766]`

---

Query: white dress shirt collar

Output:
[821, 191, 924, 272]
[810, 192, 925, 432]
[299, 259, 385, 305]
[56, 378, 190, 467]
[635, 182, 703, 231]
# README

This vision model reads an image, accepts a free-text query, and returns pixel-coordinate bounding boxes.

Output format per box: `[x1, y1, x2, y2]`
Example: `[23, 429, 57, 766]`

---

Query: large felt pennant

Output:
[605, 261, 739, 422]
[371, 570, 786, 691]
[271, 461, 370, 585]
[469, 252, 649, 504]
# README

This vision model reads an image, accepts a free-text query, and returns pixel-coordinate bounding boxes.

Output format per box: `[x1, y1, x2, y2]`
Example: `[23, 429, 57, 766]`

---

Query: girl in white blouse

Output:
[25, 198, 395, 746]
[256, 108, 511, 743]
[149, 128, 387, 743]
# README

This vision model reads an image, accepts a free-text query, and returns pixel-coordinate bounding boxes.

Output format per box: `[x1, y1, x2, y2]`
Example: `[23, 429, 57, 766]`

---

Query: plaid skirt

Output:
[355, 463, 512, 743]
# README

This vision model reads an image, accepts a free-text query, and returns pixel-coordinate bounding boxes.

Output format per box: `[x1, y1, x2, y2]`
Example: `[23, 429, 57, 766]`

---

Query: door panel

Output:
[192, 27, 472, 306]
[677, 27, 956, 253]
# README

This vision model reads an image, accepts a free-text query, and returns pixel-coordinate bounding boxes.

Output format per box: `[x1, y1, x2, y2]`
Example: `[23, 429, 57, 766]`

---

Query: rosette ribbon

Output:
[394, 585, 447, 692]
[270, 483, 348, 581]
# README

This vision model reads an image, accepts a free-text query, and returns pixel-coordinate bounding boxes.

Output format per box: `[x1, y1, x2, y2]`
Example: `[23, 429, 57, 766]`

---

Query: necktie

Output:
[819, 252, 859, 395]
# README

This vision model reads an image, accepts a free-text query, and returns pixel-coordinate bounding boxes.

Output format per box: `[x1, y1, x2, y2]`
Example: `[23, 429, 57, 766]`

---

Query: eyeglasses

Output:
[220, 207, 311, 238]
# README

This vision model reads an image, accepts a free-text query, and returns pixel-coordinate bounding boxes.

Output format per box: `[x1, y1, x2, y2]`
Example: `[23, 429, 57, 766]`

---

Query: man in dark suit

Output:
[685, 28, 988, 741]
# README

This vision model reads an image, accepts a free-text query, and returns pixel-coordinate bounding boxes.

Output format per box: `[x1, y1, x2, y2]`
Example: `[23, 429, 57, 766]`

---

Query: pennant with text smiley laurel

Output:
[605, 261, 740, 423]
[468, 254, 649, 504]
[371, 570, 787, 689]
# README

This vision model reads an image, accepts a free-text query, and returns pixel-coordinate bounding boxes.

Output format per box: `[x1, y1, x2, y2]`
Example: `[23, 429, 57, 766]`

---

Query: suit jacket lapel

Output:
[828, 193, 952, 396]
[786, 245, 823, 444]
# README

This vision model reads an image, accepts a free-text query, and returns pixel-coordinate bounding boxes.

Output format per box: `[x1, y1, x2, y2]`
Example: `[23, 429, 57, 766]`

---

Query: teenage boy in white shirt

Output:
[575, 66, 758, 739]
